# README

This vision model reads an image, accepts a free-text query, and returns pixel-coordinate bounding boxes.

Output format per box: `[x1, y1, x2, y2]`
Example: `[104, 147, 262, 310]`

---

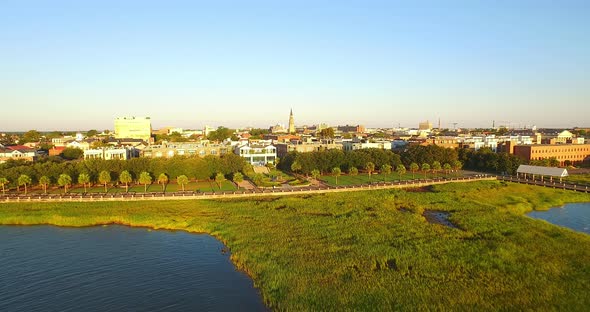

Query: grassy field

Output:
[320, 172, 459, 186]
[565, 174, 590, 186]
[1, 181, 589, 310]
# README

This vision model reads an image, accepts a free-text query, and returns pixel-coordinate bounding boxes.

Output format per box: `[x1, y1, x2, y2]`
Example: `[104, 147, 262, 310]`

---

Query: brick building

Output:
[513, 144, 590, 166]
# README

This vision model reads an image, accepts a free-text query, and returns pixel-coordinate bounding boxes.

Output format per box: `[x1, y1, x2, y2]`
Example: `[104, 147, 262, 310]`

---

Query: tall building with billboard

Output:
[114, 117, 152, 142]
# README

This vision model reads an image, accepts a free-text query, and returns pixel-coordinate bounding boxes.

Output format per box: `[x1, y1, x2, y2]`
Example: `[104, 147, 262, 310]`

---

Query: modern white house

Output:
[341, 139, 392, 151]
[235, 144, 277, 165]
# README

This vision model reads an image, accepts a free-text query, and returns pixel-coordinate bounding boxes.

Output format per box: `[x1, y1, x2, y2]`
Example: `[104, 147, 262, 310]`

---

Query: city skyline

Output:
[1, 1, 589, 131]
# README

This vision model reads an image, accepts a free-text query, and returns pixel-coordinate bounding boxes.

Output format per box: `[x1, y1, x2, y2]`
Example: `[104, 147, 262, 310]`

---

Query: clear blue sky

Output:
[1, 0, 588, 131]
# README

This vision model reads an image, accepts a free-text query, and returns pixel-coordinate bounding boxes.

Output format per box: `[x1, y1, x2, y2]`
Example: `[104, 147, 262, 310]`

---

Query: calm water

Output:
[528, 203, 590, 234]
[0, 225, 266, 312]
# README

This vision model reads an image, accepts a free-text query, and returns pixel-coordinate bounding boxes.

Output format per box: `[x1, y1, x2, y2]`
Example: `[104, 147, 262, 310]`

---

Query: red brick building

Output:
[513, 144, 590, 166]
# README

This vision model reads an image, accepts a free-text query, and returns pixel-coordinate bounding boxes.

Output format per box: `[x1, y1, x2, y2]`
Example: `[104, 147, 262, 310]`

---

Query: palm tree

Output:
[215, 172, 226, 189]
[443, 163, 452, 175]
[432, 161, 441, 178]
[232, 172, 244, 184]
[17, 174, 32, 195]
[0, 177, 9, 195]
[396, 164, 406, 181]
[349, 167, 358, 176]
[39, 176, 51, 194]
[332, 167, 341, 185]
[290, 161, 302, 175]
[365, 162, 375, 181]
[78, 173, 91, 193]
[409, 163, 419, 179]
[177, 175, 189, 192]
[58, 173, 72, 194]
[452, 160, 463, 175]
[381, 164, 392, 182]
[421, 163, 431, 179]
[311, 169, 321, 180]
[99, 170, 111, 193]
[139, 171, 152, 193]
[119, 170, 132, 193]
[157, 173, 169, 192]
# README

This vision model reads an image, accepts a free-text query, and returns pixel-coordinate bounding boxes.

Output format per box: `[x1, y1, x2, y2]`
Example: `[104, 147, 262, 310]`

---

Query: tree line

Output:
[0, 154, 246, 190]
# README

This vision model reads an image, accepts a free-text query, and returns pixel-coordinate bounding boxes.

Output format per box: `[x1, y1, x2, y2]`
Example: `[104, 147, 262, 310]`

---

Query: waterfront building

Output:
[114, 117, 152, 142]
[235, 143, 277, 165]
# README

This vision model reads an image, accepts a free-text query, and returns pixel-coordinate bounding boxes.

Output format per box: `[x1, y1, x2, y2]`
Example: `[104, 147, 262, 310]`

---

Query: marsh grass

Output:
[1, 181, 589, 311]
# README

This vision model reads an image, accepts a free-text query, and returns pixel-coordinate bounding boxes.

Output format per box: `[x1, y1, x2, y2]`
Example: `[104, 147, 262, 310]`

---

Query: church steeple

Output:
[288, 109, 295, 134]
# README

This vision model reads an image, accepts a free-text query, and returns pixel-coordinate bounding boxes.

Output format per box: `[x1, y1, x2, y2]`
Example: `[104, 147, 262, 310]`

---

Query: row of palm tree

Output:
[0, 170, 238, 195]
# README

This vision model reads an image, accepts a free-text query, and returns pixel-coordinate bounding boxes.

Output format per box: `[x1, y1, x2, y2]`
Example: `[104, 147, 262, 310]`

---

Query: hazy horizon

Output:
[1, 1, 589, 131]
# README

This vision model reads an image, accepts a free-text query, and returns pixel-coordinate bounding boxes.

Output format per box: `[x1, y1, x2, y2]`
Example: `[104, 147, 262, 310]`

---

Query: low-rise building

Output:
[142, 142, 231, 158]
[341, 139, 392, 151]
[275, 141, 342, 158]
[83, 147, 136, 160]
[235, 144, 277, 165]
[513, 144, 590, 166]
[0, 145, 40, 163]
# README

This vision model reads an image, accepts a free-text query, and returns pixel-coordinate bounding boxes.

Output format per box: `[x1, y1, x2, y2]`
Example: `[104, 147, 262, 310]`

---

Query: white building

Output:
[83, 147, 135, 160]
[341, 140, 392, 151]
[235, 144, 277, 165]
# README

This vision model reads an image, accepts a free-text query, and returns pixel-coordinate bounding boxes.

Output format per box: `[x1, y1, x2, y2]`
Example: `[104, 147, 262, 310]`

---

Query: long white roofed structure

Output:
[516, 165, 568, 181]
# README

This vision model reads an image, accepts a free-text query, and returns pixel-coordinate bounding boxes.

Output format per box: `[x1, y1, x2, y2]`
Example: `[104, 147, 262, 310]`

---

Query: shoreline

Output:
[2, 181, 590, 310]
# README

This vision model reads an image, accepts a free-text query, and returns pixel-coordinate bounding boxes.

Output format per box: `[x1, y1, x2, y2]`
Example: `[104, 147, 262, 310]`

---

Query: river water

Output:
[0, 225, 266, 312]
[527, 203, 590, 234]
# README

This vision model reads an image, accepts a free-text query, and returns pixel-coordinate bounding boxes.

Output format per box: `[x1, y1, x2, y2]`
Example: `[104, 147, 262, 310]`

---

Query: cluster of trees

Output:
[458, 148, 522, 175]
[0, 153, 246, 191]
[279, 148, 402, 175]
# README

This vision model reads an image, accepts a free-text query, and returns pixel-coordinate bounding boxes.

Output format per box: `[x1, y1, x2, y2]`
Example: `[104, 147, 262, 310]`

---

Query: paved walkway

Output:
[0, 176, 497, 203]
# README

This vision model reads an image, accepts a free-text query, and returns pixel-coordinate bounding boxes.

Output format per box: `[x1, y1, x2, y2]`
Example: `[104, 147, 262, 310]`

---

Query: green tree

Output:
[215, 172, 226, 189]
[311, 169, 321, 180]
[86, 129, 98, 137]
[17, 174, 32, 195]
[177, 175, 189, 192]
[432, 161, 441, 177]
[443, 163, 452, 175]
[119, 170, 133, 193]
[319, 127, 335, 139]
[22, 130, 41, 143]
[332, 167, 342, 185]
[157, 173, 169, 192]
[365, 162, 375, 181]
[207, 126, 234, 142]
[253, 173, 264, 186]
[58, 173, 72, 193]
[396, 164, 407, 180]
[99, 170, 111, 193]
[78, 173, 91, 193]
[291, 161, 302, 174]
[381, 164, 392, 182]
[452, 160, 463, 174]
[232, 172, 244, 184]
[39, 176, 51, 194]
[349, 167, 358, 176]
[139, 171, 152, 193]
[0, 177, 9, 195]
[409, 163, 419, 179]
[61, 147, 84, 160]
[421, 163, 431, 178]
